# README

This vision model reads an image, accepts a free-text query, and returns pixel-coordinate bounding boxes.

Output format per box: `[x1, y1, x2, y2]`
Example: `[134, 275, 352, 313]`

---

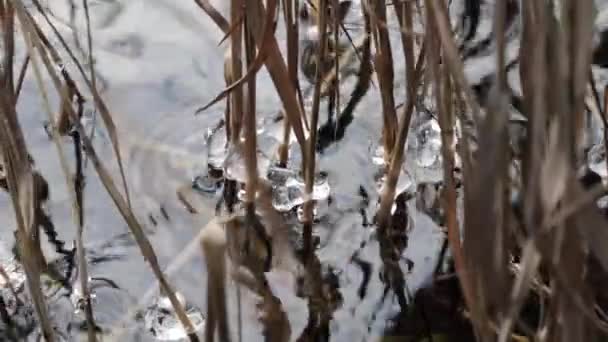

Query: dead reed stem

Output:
[0, 3, 56, 340]
[279, 0, 297, 167]
[77, 1, 98, 339]
[229, 0, 244, 145]
[10, 2, 201, 339]
[196, 0, 308, 162]
[28, 0, 133, 210]
[72, 129, 98, 342]
[375, 0, 420, 232]
[332, 0, 340, 142]
[302, 0, 329, 260]
[367, 0, 398, 162]
[243, 1, 258, 205]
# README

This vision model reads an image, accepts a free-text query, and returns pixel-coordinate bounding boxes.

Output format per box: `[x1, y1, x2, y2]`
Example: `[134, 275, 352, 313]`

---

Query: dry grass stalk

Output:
[302, 0, 329, 256]
[69, 2, 97, 333]
[314, 3, 372, 152]
[0, 91, 56, 342]
[425, 0, 481, 121]
[375, 0, 421, 232]
[71, 128, 98, 342]
[200, 219, 231, 342]
[195, 0, 308, 161]
[228, 0, 244, 145]
[432, 0, 608, 339]
[9, 1, 201, 339]
[199, 179, 296, 342]
[28, 0, 132, 208]
[278, 0, 304, 166]
[0, 3, 56, 340]
[243, 0, 260, 205]
[364, 0, 398, 162]
[331, 0, 341, 140]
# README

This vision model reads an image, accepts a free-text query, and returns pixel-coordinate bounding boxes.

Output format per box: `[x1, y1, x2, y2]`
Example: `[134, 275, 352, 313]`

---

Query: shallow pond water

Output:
[3, 0, 608, 341]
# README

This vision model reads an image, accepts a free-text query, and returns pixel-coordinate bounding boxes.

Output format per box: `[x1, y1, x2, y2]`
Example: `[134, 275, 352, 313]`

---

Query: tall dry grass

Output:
[2, 0, 608, 341]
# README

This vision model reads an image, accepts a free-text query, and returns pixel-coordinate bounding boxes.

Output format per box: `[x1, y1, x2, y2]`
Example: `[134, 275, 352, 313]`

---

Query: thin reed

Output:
[3, 0, 608, 341]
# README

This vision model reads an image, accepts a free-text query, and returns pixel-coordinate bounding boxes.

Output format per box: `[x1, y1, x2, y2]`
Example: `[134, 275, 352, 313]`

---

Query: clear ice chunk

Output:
[224, 148, 271, 183]
[414, 119, 442, 169]
[296, 198, 330, 223]
[588, 144, 607, 178]
[144, 292, 205, 341]
[192, 175, 219, 193]
[376, 167, 414, 198]
[269, 167, 331, 212]
[371, 144, 386, 166]
[206, 124, 228, 169]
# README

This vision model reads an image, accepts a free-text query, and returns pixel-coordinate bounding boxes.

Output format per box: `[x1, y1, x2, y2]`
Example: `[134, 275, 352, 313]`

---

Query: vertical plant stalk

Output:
[521, 0, 547, 235]
[375, 45, 425, 232]
[78, 2, 98, 339]
[243, 2, 258, 206]
[0, 95, 57, 342]
[196, 0, 308, 161]
[28, 0, 133, 212]
[0, 3, 55, 340]
[331, 0, 340, 141]
[604, 85, 608, 177]
[302, 0, 328, 260]
[229, 0, 244, 145]
[375, 0, 418, 232]
[563, 0, 596, 166]
[1, 0, 15, 98]
[13, 54, 30, 105]
[425, 0, 481, 120]
[200, 219, 231, 342]
[368, 0, 398, 162]
[279, 0, 298, 166]
[82, 0, 96, 89]
[10, 2, 200, 339]
[71, 129, 97, 342]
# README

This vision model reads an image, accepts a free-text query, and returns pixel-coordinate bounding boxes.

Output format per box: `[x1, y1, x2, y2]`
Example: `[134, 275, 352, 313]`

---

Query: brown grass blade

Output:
[364, 0, 398, 161]
[228, 0, 244, 145]
[0, 95, 56, 342]
[74, 119, 201, 341]
[195, 0, 307, 157]
[425, 0, 481, 121]
[243, 0, 261, 204]
[195, 0, 277, 115]
[302, 0, 329, 259]
[27, 0, 133, 209]
[194, 0, 230, 33]
[11, 2, 201, 339]
[16, 3, 97, 338]
[375, 42, 425, 232]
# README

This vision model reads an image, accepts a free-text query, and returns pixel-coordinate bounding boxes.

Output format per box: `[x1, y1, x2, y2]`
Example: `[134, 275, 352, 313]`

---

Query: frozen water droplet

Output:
[225, 148, 271, 183]
[266, 166, 298, 183]
[589, 144, 607, 178]
[272, 183, 305, 211]
[371, 144, 385, 166]
[271, 171, 331, 212]
[206, 125, 228, 169]
[192, 175, 219, 193]
[224, 149, 247, 183]
[312, 173, 331, 201]
[376, 168, 414, 198]
[296, 199, 330, 223]
[144, 292, 205, 341]
[415, 120, 442, 168]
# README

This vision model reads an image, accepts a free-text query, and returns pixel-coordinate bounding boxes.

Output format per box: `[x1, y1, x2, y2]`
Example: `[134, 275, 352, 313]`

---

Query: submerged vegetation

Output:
[2, 0, 608, 341]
